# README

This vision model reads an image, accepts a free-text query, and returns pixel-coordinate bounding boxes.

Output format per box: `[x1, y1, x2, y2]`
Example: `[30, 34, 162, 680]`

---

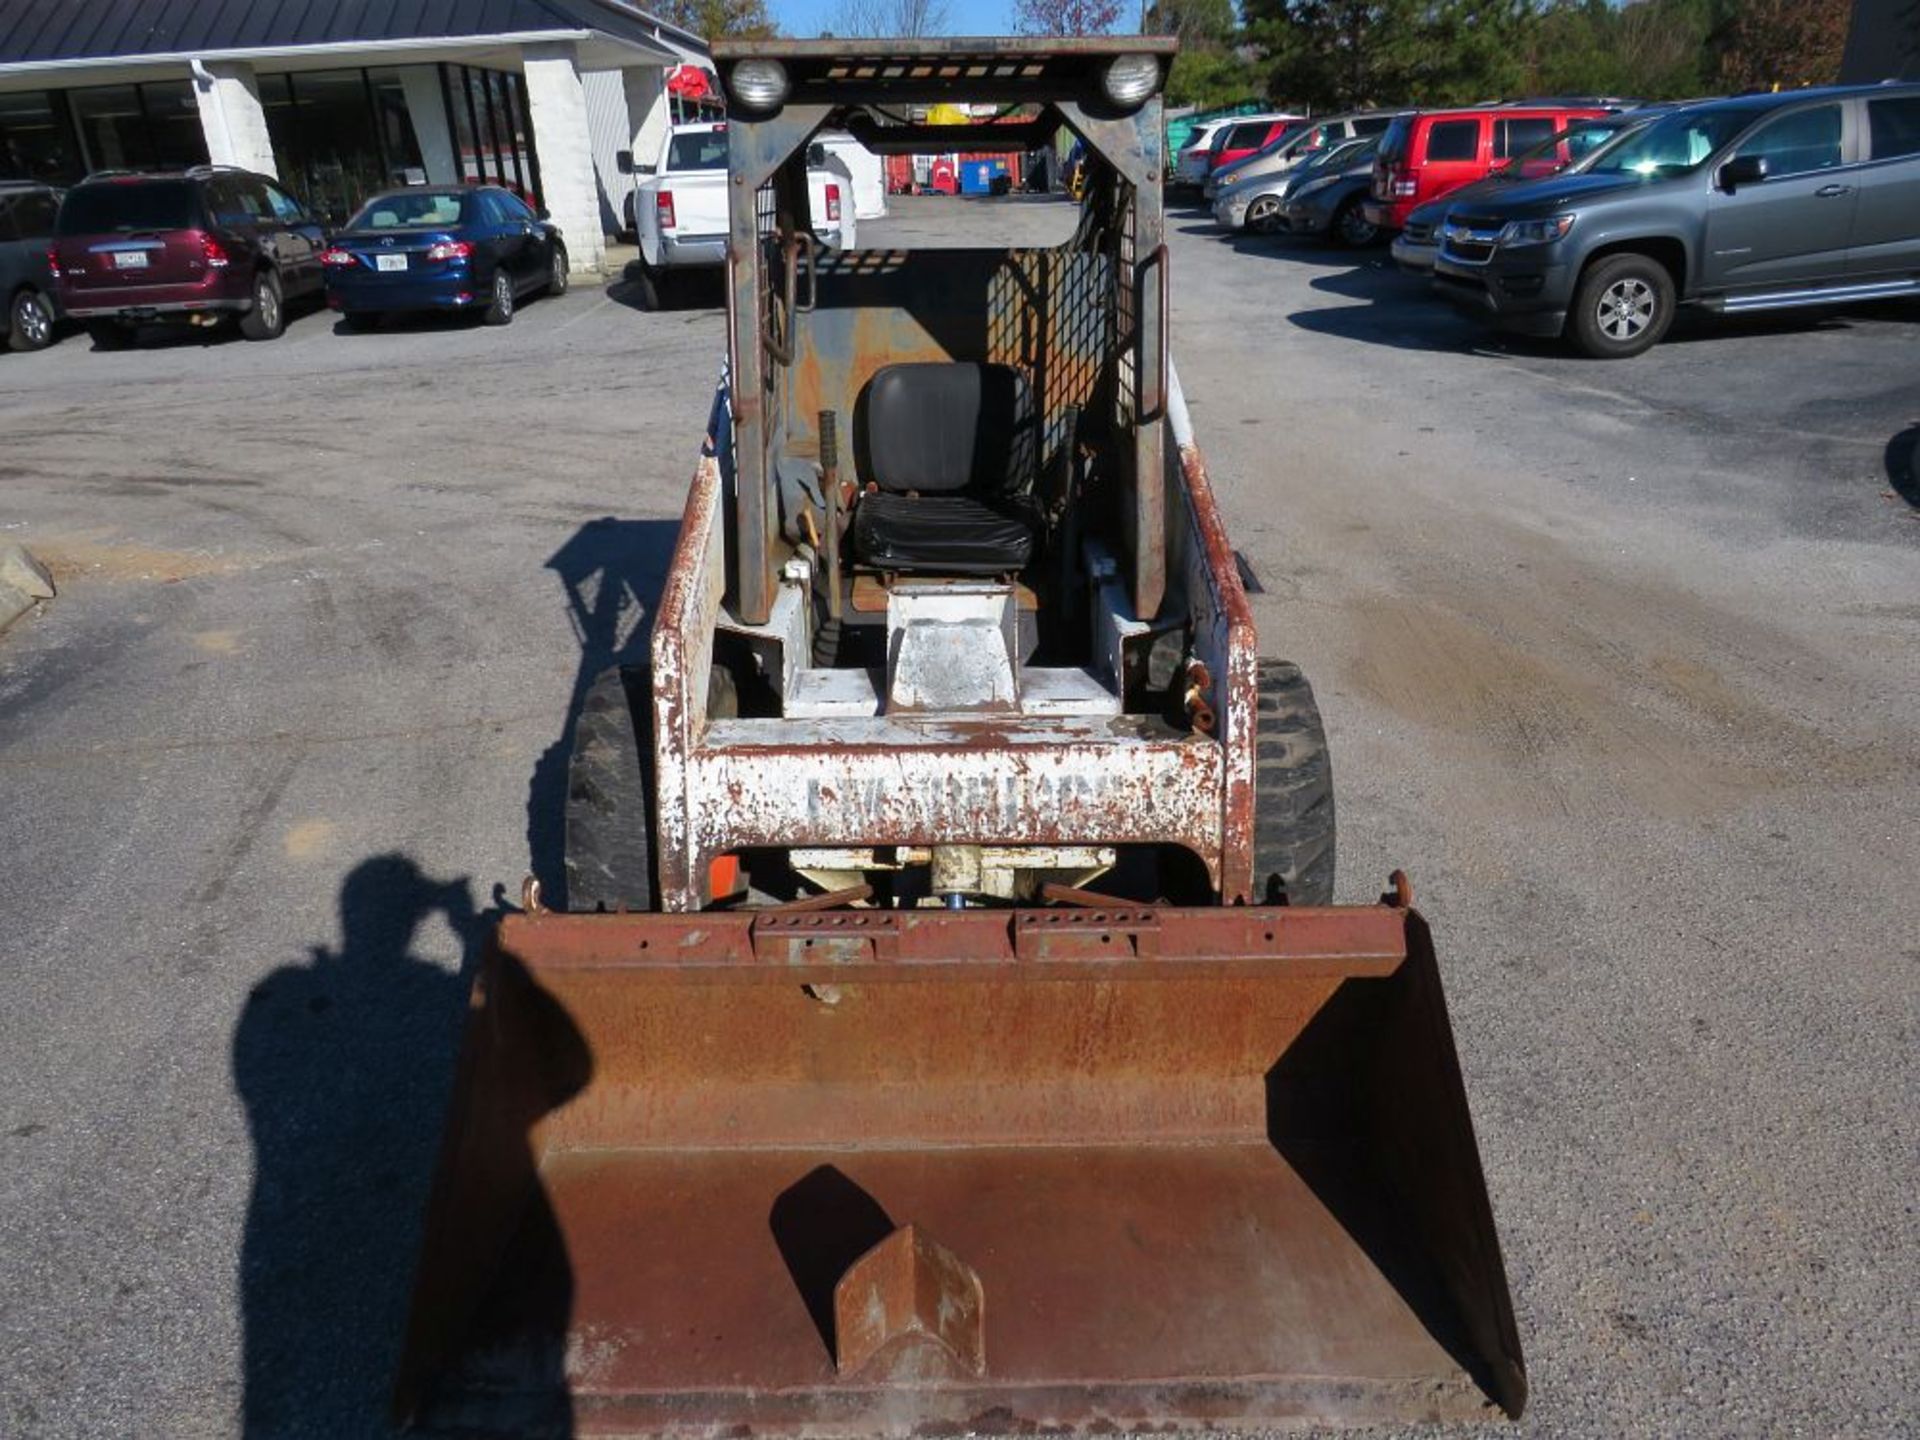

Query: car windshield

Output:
[1581, 107, 1756, 177]
[55, 180, 197, 234]
[348, 191, 467, 229]
[1316, 138, 1376, 172]
[668, 129, 729, 171]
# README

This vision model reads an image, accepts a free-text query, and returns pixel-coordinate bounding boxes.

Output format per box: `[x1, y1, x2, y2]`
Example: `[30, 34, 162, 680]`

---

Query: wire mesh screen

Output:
[985, 251, 1114, 475]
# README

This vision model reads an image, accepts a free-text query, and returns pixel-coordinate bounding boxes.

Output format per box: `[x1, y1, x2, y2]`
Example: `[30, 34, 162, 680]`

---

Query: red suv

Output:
[51, 167, 328, 348]
[1364, 104, 1611, 233]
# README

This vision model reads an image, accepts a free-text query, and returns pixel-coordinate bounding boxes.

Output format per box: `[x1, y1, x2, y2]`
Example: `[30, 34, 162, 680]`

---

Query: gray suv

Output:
[1432, 84, 1920, 357]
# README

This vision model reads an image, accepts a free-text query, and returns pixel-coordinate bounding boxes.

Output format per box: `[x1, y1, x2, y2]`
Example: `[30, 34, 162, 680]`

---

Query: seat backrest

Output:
[861, 362, 1031, 495]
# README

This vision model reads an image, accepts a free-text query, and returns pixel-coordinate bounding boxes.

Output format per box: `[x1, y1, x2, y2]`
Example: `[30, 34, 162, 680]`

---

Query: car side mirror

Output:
[1719, 155, 1768, 191]
[616, 149, 634, 175]
[537, 206, 550, 221]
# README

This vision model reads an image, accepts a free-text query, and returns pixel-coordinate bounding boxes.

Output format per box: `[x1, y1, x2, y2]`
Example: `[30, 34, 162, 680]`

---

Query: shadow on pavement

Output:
[526, 517, 680, 908]
[232, 856, 504, 1437]
[1887, 425, 1919, 508]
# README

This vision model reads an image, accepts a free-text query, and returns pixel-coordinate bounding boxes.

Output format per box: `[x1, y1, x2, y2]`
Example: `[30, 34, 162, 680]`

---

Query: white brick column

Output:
[622, 65, 668, 168]
[398, 65, 459, 184]
[191, 60, 277, 177]
[520, 41, 605, 274]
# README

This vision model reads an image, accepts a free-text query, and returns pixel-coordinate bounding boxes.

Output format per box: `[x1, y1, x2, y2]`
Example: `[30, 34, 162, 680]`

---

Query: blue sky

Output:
[771, 0, 1028, 39]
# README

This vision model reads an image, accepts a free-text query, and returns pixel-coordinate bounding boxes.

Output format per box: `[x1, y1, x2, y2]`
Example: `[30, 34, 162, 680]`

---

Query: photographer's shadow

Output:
[232, 856, 569, 1436]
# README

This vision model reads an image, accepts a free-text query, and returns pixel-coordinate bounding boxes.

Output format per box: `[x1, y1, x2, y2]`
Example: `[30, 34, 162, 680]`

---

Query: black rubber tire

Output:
[238, 270, 285, 341]
[482, 269, 515, 326]
[565, 666, 655, 913]
[1332, 197, 1380, 249]
[1245, 195, 1284, 235]
[86, 320, 131, 351]
[1568, 252, 1675, 359]
[9, 287, 55, 352]
[338, 312, 378, 333]
[546, 245, 569, 297]
[1252, 658, 1336, 906]
[635, 261, 674, 312]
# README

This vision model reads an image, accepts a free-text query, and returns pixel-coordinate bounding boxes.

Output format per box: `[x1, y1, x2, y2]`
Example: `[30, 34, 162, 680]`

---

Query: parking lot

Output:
[2, 193, 1916, 1437]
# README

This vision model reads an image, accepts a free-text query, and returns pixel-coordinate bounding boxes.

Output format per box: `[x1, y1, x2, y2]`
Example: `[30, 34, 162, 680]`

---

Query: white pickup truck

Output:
[620, 121, 857, 309]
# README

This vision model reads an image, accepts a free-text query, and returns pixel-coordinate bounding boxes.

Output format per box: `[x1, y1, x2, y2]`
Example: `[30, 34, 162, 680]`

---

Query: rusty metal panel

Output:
[667, 715, 1226, 912]
[397, 896, 1526, 1432]
[1167, 363, 1259, 903]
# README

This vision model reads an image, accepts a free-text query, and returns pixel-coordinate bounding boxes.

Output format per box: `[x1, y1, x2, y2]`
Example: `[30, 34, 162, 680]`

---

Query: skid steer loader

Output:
[397, 37, 1526, 1435]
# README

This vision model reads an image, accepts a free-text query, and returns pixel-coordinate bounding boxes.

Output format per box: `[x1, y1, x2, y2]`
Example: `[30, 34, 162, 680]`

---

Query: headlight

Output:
[1497, 214, 1575, 247]
[1101, 53, 1162, 108]
[1219, 170, 1241, 187]
[728, 58, 789, 112]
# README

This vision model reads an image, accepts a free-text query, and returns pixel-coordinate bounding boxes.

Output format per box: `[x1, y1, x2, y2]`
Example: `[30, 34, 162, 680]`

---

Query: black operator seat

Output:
[851, 362, 1040, 576]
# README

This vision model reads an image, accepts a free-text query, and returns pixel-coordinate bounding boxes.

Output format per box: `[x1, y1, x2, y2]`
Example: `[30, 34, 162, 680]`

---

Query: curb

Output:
[0, 543, 54, 635]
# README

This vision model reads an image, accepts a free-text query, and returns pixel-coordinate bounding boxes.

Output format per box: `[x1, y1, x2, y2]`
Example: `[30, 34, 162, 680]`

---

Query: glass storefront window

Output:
[68, 82, 205, 172]
[368, 69, 426, 183]
[0, 90, 83, 182]
[440, 64, 540, 208]
[259, 67, 428, 222]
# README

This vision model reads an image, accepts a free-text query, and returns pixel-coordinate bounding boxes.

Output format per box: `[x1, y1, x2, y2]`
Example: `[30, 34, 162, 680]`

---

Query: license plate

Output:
[113, 251, 149, 270]
[375, 254, 408, 272]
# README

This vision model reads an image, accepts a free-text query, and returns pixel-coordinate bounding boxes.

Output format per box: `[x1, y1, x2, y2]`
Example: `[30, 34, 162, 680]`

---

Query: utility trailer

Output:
[398, 37, 1526, 1436]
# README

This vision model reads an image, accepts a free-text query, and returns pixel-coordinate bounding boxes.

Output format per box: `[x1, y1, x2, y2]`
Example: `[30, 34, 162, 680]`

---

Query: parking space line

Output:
[553, 295, 616, 336]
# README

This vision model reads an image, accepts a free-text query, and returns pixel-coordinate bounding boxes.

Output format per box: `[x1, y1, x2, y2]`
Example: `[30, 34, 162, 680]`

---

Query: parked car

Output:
[1431, 84, 1920, 357]
[619, 121, 854, 309]
[1364, 103, 1614, 236]
[1215, 136, 1371, 235]
[1, 181, 64, 351]
[321, 185, 566, 329]
[1202, 113, 1305, 179]
[1203, 109, 1406, 203]
[1283, 137, 1387, 245]
[50, 166, 326, 348]
[1172, 117, 1243, 191]
[1392, 111, 1657, 273]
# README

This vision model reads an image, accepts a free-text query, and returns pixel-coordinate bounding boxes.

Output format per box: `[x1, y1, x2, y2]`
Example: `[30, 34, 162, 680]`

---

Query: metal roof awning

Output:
[0, 0, 707, 85]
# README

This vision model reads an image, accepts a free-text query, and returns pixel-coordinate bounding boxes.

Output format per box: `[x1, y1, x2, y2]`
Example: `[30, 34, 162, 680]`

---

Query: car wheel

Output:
[482, 269, 515, 326]
[1570, 253, 1674, 359]
[1245, 196, 1283, 235]
[9, 287, 55, 352]
[238, 270, 285, 341]
[547, 245, 569, 297]
[85, 320, 131, 351]
[1332, 198, 1379, 249]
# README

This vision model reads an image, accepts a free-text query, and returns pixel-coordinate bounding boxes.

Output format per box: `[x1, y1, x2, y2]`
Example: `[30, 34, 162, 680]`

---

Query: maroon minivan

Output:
[51, 168, 328, 348]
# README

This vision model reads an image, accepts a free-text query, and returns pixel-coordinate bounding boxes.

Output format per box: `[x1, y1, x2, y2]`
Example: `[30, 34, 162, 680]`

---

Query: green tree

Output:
[1012, 0, 1126, 34]
[1717, 0, 1850, 88]
[1246, 0, 1533, 110]
[654, 0, 777, 39]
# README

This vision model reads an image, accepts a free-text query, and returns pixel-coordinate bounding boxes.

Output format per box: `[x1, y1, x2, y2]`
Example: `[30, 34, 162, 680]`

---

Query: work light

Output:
[1101, 53, 1162, 108]
[729, 59, 789, 112]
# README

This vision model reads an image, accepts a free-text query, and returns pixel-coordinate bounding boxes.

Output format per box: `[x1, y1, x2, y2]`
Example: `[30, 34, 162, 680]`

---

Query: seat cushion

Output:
[852, 492, 1036, 576]
[862, 362, 1032, 495]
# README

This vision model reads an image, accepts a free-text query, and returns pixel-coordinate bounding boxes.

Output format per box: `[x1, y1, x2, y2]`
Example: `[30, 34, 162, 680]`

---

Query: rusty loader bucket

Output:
[396, 887, 1525, 1433]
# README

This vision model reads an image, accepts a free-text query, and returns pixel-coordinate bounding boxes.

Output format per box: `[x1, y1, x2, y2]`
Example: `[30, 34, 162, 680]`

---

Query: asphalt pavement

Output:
[0, 194, 1914, 1438]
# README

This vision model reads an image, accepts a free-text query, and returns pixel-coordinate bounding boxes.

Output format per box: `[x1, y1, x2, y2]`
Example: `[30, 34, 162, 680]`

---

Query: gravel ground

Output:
[0, 193, 1913, 1438]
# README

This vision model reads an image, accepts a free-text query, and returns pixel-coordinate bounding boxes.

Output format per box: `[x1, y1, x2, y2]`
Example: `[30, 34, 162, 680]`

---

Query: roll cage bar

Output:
[709, 37, 1177, 625]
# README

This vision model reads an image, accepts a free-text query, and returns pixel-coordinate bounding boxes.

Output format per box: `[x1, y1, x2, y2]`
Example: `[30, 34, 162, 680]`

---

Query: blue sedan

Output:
[322, 185, 567, 328]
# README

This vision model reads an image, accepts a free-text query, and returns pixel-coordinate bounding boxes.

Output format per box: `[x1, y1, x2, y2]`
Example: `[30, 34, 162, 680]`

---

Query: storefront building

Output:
[0, 0, 709, 272]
